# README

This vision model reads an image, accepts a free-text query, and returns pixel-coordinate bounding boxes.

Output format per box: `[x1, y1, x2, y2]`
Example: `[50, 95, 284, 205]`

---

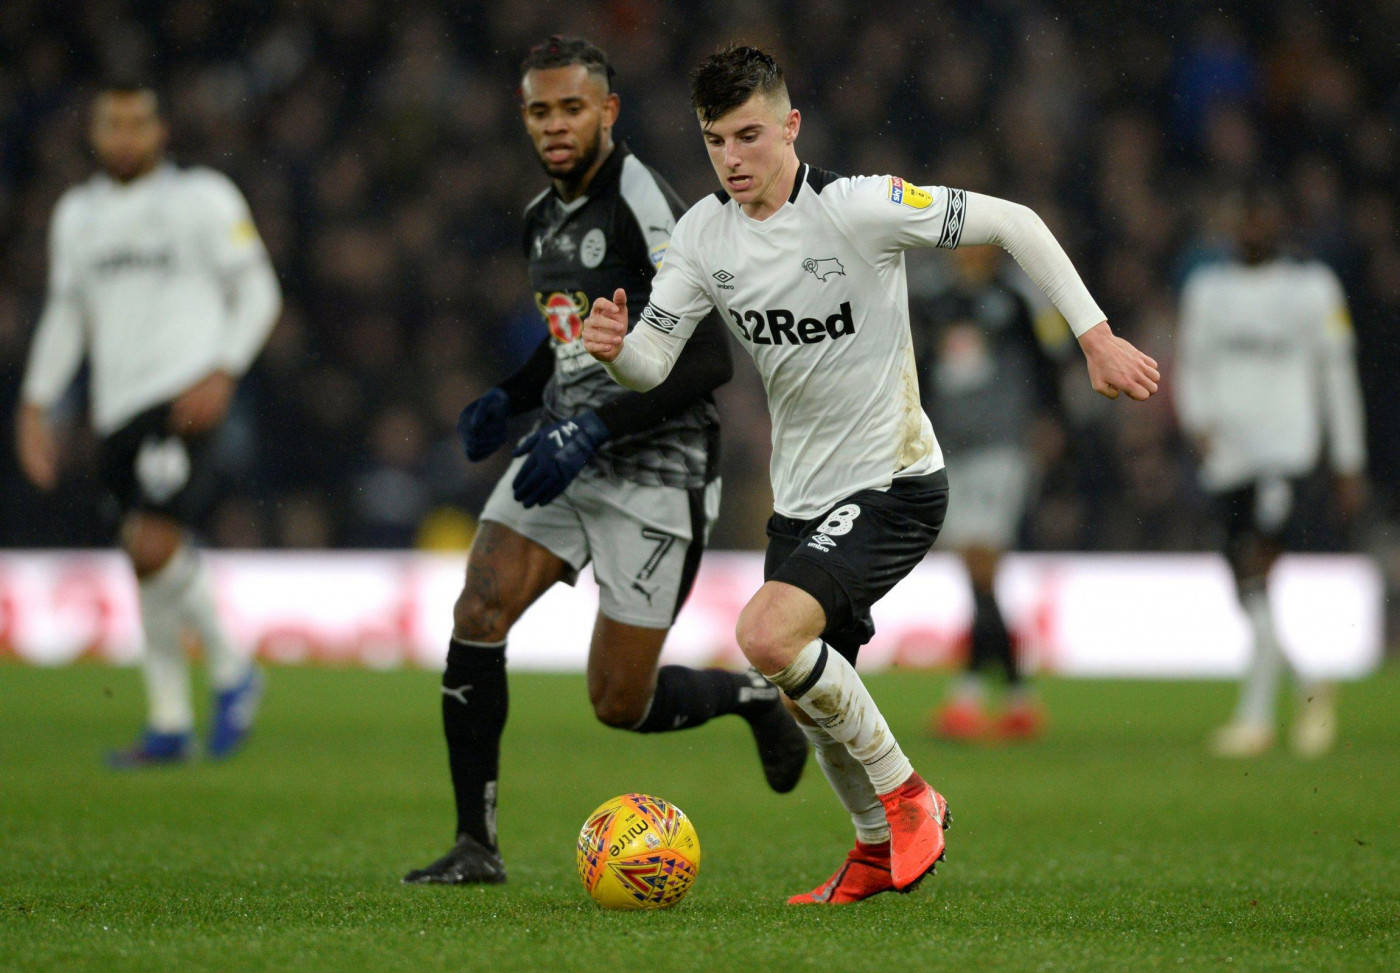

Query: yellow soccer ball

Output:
[576, 793, 700, 910]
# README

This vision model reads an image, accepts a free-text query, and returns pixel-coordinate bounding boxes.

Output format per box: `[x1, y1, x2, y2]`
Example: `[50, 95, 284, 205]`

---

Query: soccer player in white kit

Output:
[583, 46, 1160, 904]
[15, 84, 281, 767]
[1177, 185, 1366, 758]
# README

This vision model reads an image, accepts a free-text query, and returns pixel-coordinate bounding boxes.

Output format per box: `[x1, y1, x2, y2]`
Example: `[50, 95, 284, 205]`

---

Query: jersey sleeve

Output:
[1312, 265, 1366, 474]
[618, 156, 682, 271]
[191, 170, 282, 374]
[825, 175, 967, 263]
[21, 192, 87, 409]
[595, 309, 732, 437]
[832, 176, 1106, 337]
[603, 213, 714, 392]
[194, 169, 271, 276]
[1173, 270, 1218, 437]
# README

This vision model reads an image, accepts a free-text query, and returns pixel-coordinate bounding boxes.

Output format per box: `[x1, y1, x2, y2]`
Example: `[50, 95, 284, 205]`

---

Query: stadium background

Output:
[0, 0, 1395, 642]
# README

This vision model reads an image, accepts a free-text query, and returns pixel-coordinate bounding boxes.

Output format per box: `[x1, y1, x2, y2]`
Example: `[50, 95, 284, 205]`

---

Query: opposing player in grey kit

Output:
[402, 37, 807, 887]
[584, 46, 1159, 904]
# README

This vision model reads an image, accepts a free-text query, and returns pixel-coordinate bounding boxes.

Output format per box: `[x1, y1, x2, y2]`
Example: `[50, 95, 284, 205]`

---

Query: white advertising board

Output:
[0, 551, 1383, 678]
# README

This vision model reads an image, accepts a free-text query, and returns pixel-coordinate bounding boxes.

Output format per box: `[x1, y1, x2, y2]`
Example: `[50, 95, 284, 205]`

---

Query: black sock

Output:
[441, 638, 508, 850]
[970, 588, 1019, 686]
[633, 666, 764, 733]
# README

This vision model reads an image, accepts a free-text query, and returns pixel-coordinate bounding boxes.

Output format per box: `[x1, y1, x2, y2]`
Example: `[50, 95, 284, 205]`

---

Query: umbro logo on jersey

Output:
[712, 269, 735, 291]
[728, 301, 855, 346]
[802, 257, 845, 281]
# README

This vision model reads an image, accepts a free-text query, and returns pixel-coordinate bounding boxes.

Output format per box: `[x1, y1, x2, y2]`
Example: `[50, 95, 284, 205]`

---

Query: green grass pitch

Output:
[2, 662, 1396, 971]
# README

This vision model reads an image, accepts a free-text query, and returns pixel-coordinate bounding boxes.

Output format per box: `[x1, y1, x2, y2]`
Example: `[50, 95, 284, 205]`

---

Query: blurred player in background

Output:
[912, 245, 1066, 742]
[402, 37, 807, 887]
[15, 83, 281, 766]
[583, 45, 1158, 904]
[1176, 184, 1366, 758]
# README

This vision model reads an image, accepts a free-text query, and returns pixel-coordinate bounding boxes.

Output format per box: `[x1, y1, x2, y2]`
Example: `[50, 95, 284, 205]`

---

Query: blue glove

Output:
[456, 388, 510, 461]
[511, 410, 610, 508]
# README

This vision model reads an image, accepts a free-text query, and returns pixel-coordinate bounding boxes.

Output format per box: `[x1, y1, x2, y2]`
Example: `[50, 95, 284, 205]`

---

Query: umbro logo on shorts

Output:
[807, 533, 837, 552]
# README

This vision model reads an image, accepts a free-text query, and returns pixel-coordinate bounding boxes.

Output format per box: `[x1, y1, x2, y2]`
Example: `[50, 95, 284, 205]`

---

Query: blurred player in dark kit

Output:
[912, 245, 1066, 741]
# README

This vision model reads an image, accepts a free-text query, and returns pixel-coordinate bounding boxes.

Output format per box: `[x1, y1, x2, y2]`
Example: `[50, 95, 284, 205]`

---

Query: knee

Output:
[121, 516, 182, 579]
[452, 586, 514, 643]
[963, 547, 1000, 593]
[589, 679, 651, 729]
[735, 604, 800, 676]
[1227, 536, 1278, 593]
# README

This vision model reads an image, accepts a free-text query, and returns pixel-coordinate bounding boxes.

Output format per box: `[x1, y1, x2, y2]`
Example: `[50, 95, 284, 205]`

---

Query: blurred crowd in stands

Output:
[1, 1, 1395, 603]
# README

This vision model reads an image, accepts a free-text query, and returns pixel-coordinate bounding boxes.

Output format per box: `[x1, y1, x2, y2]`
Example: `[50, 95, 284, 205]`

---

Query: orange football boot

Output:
[930, 699, 990, 741]
[879, 773, 951, 890]
[997, 699, 1046, 740]
[787, 841, 896, 905]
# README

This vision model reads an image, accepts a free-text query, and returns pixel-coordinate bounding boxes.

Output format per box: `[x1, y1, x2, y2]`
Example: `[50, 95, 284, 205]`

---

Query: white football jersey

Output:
[22, 162, 277, 434]
[1176, 258, 1366, 490]
[637, 165, 973, 518]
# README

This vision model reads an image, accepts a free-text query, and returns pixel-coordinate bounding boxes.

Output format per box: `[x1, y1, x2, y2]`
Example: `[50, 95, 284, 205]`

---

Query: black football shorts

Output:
[97, 403, 218, 532]
[1213, 474, 1314, 585]
[764, 468, 949, 663]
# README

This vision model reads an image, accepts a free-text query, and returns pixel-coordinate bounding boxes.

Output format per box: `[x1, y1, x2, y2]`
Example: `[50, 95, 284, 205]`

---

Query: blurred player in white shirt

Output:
[1177, 185, 1366, 758]
[583, 46, 1159, 904]
[16, 83, 281, 767]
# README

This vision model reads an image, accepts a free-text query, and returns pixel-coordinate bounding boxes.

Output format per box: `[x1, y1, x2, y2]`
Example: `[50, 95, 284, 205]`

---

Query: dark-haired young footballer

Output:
[584, 46, 1160, 904]
[403, 37, 807, 886]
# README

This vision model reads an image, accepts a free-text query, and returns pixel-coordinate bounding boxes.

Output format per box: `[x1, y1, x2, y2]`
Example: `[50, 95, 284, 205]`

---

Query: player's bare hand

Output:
[583, 288, 628, 363]
[16, 403, 58, 490]
[1078, 321, 1159, 401]
[170, 370, 236, 433]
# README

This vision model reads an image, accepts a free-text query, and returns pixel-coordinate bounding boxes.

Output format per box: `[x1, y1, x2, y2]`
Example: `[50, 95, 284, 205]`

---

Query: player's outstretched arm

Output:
[1077, 321, 1160, 401]
[950, 191, 1158, 401]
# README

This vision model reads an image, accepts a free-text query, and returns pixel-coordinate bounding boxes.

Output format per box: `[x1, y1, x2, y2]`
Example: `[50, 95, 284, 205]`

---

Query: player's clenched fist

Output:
[1078, 321, 1160, 401]
[583, 288, 629, 363]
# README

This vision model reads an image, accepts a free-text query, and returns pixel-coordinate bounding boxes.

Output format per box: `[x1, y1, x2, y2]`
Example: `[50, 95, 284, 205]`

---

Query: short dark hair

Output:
[690, 45, 786, 123]
[520, 35, 615, 93]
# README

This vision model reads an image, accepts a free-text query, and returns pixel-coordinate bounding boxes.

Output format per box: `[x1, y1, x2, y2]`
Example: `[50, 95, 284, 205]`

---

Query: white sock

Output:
[1234, 587, 1293, 727]
[175, 548, 247, 691]
[801, 722, 889, 844]
[951, 672, 985, 704]
[768, 640, 915, 796]
[137, 555, 195, 733]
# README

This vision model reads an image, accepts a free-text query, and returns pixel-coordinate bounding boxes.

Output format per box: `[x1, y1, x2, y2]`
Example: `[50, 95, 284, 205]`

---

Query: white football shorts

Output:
[937, 445, 1032, 550]
[480, 455, 721, 629]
